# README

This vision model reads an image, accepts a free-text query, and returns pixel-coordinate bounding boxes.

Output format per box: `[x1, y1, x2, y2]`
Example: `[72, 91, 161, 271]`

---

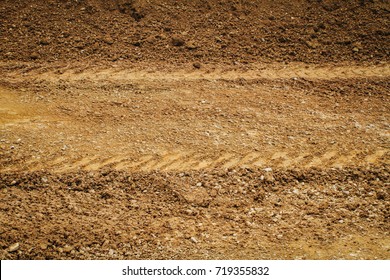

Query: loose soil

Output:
[0, 0, 389, 260]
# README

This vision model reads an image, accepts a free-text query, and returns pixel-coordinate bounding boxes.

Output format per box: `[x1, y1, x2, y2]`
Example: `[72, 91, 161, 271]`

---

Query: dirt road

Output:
[0, 0, 389, 260]
[1, 61, 389, 259]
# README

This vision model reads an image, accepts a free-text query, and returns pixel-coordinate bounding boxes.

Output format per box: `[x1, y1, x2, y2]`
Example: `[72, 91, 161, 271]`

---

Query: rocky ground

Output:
[0, 0, 389, 260]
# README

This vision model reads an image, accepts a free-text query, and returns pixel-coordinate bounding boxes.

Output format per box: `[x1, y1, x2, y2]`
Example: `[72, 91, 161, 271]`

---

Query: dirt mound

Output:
[1, 0, 389, 64]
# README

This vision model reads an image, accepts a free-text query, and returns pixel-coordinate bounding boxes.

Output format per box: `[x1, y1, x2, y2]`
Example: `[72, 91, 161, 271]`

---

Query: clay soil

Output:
[0, 0, 389, 260]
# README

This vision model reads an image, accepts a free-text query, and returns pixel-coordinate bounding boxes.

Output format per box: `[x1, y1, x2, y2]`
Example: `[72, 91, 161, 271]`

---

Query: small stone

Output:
[186, 41, 198, 50]
[40, 243, 48, 250]
[172, 36, 185, 46]
[41, 177, 48, 183]
[196, 182, 202, 187]
[10, 180, 17, 186]
[30, 52, 40, 60]
[190, 237, 198, 243]
[108, 249, 115, 255]
[276, 234, 283, 239]
[352, 47, 359, 52]
[103, 36, 114, 45]
[193, 62, 201, 69]
[39, 39, 50, 46]
[260, 175, 265, 181]
[63, 245, 73, 253]
[264, 167, 273, 172]
[8, 243, 20, 252]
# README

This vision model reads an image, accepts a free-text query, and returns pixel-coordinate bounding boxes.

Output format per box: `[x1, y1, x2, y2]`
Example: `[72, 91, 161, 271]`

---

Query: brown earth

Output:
[0, 0, 389, 260]
[1, 0, 389, 64]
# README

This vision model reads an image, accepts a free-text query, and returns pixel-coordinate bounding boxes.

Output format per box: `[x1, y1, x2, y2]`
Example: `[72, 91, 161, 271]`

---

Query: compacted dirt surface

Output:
[0, 0, 389, 260]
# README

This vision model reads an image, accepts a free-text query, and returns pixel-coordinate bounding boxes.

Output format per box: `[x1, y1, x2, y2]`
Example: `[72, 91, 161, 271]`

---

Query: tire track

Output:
[12, 148, 387, 173]
[3, 63, 389, 84]
[1, 62, 388, 173]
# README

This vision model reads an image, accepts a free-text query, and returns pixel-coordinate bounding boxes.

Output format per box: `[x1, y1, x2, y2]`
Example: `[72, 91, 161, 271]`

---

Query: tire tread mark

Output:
[5, 148, 388, 173]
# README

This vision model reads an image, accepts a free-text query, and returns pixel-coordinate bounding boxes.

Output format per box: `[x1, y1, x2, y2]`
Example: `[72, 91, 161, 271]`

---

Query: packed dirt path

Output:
[1, 0, 389, 260]
[1, 62, 389, 172]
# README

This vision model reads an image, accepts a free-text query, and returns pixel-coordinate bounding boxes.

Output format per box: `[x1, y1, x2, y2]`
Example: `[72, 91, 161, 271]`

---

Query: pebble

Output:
[196, 182, 202, 187]
[172, 37, 185, 46]
[264, 167, 273, 172]
[260, 175, 265, 181]
[190, 237, 198, 243]
[63, 245, 73, 253]
[184, 209, 194, 216]
[8, 243, 20, 252]
[103, 36, 114, 45]
[30, 52, 40, 60]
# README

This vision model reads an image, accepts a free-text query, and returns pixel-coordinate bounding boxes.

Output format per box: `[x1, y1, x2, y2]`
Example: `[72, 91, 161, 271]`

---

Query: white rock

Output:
[190, 237, 198, 243]
[8, 243, 20, 252]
